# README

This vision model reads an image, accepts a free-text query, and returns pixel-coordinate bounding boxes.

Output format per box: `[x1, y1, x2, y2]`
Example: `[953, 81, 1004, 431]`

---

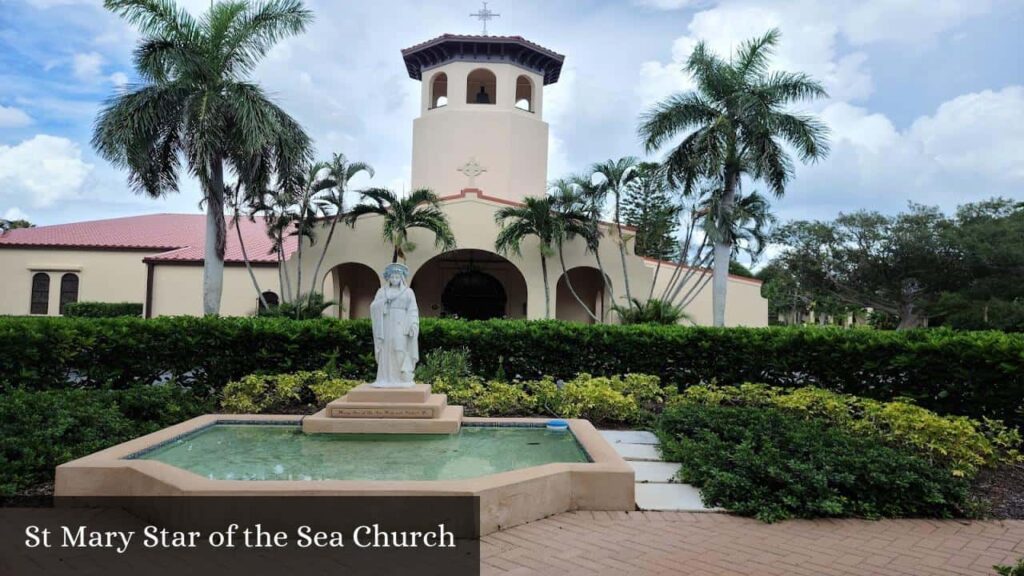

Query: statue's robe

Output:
[369, 284, 420, 387]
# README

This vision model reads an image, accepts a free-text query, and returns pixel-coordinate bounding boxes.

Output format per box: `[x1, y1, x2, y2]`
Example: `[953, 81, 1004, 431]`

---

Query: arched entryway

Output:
[411, 249, 527, 320]
[556, 266, 609, 323]
[326, 262, 380, 319]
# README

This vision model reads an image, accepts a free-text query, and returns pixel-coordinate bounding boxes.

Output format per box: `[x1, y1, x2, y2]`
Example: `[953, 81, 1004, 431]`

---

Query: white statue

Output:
[369, 263, 420, 388]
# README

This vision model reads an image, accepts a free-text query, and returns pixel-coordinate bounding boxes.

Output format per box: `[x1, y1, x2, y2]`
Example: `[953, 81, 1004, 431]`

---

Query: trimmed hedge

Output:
[1, 316, 1022, 424]
[63, 302, 143, 318]
[0, 386, 213, 494]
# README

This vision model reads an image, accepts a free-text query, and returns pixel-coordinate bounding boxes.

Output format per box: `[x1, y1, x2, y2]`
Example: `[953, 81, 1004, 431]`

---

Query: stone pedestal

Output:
[302, 383, 463, 434]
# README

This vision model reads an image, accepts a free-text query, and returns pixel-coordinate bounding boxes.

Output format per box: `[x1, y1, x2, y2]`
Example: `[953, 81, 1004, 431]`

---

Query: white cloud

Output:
[908, 86, 1024, 182]
[72, 51, 104, 83]
[2, 207, 31, 222]
[0, 105, 32, 127]
[0, 135, 94, 208]
[840, 0, 993, 45]
[781, 86, 1024, 218]
[636, 2, 874, 108]
[109, 72, 128, 87]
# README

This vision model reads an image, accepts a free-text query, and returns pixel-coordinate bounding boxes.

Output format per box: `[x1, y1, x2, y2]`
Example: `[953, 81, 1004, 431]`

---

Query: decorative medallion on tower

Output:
[457, 157, 487, 188]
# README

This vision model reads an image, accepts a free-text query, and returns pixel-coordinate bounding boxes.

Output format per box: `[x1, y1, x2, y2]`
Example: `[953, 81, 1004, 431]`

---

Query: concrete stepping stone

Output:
[629, 461, 682, 483]
[635, 482, 712, 511]
[612, 442, 662, 462]
[599, 430, 659, 445]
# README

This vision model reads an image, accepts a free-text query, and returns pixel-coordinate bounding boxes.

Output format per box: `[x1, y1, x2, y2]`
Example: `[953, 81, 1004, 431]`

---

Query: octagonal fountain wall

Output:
[55, 413, 635, 535]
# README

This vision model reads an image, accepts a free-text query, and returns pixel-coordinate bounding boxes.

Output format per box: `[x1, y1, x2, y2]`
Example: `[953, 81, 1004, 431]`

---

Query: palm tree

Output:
[92, 0, 313, 315]
[308, 153, 374, 302]
[570, 173, 615, 318]
[638, 28, 829, 326]
[549, 179, 601, 322]
[345, 188, 455, 263]
[494, 196, 562, 319]
[285, 161, 334, 302]
[591, 157, 640, 302]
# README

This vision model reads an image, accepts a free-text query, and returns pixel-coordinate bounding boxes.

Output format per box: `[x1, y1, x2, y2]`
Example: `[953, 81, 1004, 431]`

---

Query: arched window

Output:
[430, 72, 448, 108]
[30, 273, 49, 315]
[59, 273, 79, 315]
[515, 75, 533, 111]
[466, 68, 497, 105]
[258, 291, 280, 313]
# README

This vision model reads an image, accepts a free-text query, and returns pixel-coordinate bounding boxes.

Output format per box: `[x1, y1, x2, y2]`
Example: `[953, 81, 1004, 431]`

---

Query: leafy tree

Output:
[934, 198, 1024, 331]
[639, 28, 830, 326]
[494, 196, 561, 319]
[346, 188, 455, 263]
[772, 204, 958, 329]
[0, 219, 33, 232]
[622, 162, 680, 261]
[93, 0, 312, 315]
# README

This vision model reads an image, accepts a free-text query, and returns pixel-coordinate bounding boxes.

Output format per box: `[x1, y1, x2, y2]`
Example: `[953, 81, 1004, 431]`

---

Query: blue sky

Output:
[1, 0, 1022, 227]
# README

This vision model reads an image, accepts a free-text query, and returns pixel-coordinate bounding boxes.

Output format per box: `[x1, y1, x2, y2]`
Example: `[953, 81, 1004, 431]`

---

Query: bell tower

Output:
[401, 35, 565, 202]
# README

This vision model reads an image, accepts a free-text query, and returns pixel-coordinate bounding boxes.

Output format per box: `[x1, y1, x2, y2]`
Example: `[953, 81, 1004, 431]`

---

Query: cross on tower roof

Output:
[469, 2, 500, 36]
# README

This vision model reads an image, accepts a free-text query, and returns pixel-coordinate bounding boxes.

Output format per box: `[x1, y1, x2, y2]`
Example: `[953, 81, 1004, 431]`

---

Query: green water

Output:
[135, 425, 589, 481]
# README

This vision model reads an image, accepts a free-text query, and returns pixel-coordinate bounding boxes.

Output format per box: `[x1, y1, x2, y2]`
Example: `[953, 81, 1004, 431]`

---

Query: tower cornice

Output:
[401, 34, 565, 85]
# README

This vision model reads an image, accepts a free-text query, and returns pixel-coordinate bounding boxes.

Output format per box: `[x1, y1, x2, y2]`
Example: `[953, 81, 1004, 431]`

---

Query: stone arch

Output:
[327, 262, 380, 319]
[515, 75, 533, 111]
[466, 68, 497, 105]
[411, 249, 527, 319]
[556, 266, 609, 324]
[430, 71, 448, 108]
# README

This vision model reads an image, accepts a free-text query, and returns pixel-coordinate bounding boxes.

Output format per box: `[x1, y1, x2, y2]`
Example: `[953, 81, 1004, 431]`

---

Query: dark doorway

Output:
[441, 270, 507, 320]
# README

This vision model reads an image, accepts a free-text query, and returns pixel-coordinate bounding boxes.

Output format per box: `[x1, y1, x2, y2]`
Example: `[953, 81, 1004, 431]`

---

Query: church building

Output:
[0, 33, 767, 326]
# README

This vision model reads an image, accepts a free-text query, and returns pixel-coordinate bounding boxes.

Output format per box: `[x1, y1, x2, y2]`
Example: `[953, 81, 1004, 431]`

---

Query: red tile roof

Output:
[0, 213, 295, 264]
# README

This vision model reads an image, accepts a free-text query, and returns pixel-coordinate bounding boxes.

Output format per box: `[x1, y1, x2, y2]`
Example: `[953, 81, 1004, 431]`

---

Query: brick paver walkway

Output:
[481, 511, 1024, 575]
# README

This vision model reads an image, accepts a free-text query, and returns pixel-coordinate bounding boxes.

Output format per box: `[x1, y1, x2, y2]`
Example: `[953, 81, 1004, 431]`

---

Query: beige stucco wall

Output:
[0, 247, 154, 316]
[646, 260, 768, 327]
[413, 61, 548, 203]
[149, 264, 280, 317]
[289, 192, 768, 326]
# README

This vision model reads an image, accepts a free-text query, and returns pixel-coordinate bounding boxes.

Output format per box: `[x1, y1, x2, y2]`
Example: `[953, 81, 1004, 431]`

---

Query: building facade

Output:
[0, 33, 767, 326]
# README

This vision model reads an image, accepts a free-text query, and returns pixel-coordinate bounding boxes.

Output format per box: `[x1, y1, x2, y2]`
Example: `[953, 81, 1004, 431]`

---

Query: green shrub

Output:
[415, 347, 473, 384]
[308, 378, 360, 407]
[258, 293, 334, 320]
[2, 317, 1022, 425]
[657, 404, 975, 522]
[672, 384, 1022, 477]
[220, 371, 360, 413]
[63, 302, 143, 317]
[473, 381, 535, 416]
[0, 386, 212, 495]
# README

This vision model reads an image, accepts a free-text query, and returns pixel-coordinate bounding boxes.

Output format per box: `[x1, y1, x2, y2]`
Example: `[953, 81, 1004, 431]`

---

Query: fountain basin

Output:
[55, 414, 635, 535]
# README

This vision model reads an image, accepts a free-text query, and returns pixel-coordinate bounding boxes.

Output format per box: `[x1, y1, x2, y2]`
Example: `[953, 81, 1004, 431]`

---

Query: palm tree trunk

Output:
[234, 215, 268, 311]
[281, 239, 294, 303]
[309, 215, 341, 308]
[295, 233, 304, 319]
[649, 258, 662, 301]
[614, 196, 632, 301]
[540, 251, 551, 319]
[277, 249, 286, 299]
[712, 174, 738, 327]
[593, 249, 612, 322]
[202, 159, 227, 316]
[559, 244, 598, 322]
